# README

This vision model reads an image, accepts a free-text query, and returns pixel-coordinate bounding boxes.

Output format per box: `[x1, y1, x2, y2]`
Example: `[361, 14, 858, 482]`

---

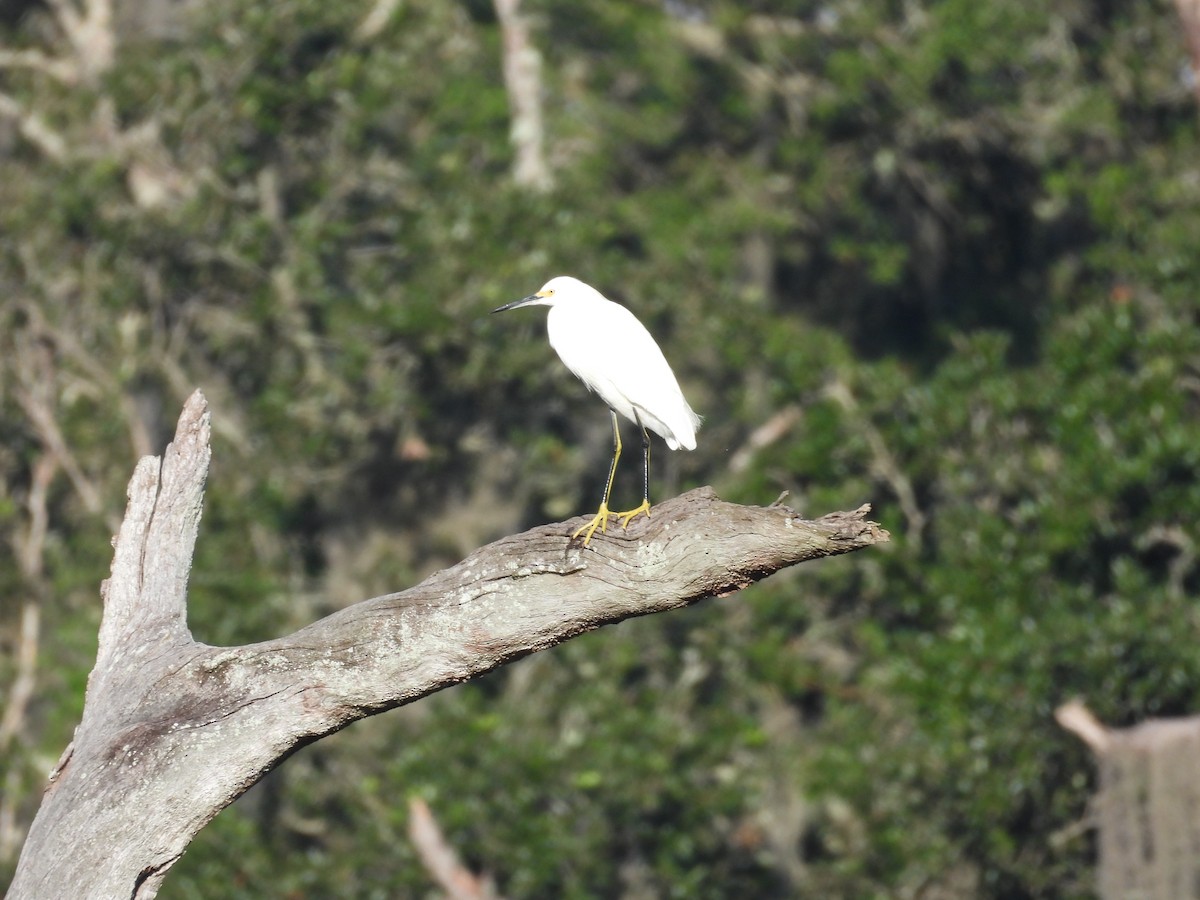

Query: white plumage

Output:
[542, 277, 699, 449]
[493, 275, 700, 544]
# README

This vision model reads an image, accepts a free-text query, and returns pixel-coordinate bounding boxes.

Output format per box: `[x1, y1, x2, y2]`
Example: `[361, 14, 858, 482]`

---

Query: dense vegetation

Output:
[1, 0, 1197, 895]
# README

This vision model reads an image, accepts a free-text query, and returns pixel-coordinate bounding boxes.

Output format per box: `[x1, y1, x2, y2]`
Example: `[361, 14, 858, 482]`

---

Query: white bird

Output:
[493, 275, 701, 545]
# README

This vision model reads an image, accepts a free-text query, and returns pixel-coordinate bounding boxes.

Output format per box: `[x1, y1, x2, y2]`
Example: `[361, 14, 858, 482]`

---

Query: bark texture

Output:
[9, 391, 889, 899]
[1058, 700, 1200, 900]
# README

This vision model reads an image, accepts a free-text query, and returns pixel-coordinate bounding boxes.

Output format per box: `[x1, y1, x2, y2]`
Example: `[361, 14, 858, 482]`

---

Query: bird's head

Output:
[492, 275, 592, 313]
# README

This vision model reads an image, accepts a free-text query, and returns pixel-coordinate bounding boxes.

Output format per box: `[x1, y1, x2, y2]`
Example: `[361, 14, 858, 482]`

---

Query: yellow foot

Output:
[614, 499, 651, 530]
[572, 503, 614, 546]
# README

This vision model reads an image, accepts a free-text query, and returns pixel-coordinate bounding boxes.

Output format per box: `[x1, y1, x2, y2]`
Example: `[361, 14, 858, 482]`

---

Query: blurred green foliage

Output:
[1, 0, 1197, 896]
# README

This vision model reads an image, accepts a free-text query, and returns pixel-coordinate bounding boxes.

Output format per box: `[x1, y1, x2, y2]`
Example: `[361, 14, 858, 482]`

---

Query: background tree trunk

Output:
[7, 392, 888, 899]
[1058, 701, 1200, 900]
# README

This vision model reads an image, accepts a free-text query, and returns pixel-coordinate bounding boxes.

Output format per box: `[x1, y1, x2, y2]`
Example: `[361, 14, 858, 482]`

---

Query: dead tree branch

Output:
[493, 0, 551, 191]
[408, 798, 502, 900]
[0, 93, 68, 161]
[354, 0, 402, 42]
[1058, 700, 1200, 899]
[45, 0, 114, 84]
[1176, 0, 1200, 110]
[827, 378, 925, 551]
[8, 391, 887, 898]
[0, 0, 114, 86]
[0, 49, 80, 84]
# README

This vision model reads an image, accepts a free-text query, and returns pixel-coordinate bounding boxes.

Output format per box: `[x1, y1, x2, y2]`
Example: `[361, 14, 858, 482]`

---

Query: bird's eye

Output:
[545, 289, 555, 296]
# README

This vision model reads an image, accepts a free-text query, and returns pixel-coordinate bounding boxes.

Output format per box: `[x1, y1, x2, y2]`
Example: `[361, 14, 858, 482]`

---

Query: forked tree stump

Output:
[8, 391, 889, 898]
[1058, 700, 1200, 900]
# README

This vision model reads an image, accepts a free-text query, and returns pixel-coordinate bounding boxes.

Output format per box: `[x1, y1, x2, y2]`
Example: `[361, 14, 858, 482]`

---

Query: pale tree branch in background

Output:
[10, 327, 112, 525]
[408, 798, 502, 900]
[1175, 0, 1200, 109]
[493, 0, 552, 191]
[1058, 700, 1200, 900]
[0, 456, 53, 742]
[0, 93, 68, 161]
[0, 49, 79, 83]
[728, 404, 802, 474]
[354, 0, 402, 43]
[827, 378, 926, 552]
[1055, 699, 1111, 754]
[0, 455, 53, 866]
[7, 392, 887, 898]
[0, 342, 72, 863]
[0, 0, 111, 163]
[0, 0, 113, 87]
[44, 0, 114, 84]
[0, 0, 189, 190]
[17, 298, 161, 461]
[15, 387, 105, 518]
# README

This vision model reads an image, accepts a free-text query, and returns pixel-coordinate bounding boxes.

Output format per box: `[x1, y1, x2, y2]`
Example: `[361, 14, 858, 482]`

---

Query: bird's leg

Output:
[572, 410, 622, 545]
[615, 418, 652, 529]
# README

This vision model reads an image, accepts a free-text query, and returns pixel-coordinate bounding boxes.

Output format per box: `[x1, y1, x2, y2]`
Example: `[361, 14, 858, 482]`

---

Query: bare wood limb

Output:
[1055, 699, 1111, 754]
[16, 298, 167, 463]
[493, 0, 551, 191]
[827, 378, 925, 551]
[0, 459, 52, 754]
[408, 798, 502, 900]
[8, 392, 887, 898]
[729, 404, 802, 474]
[93, 391, 208, 692]
[0, 589, 40, 743]
[0, 0, 116, 167]
[1, 344, 74, 863]
[1176, 0, 1200, 110]
[0, 594, 43, 864]
[0, 0, 114, 86]
[45, 0, 114, 84]
[1058, 701, 1200, 899]
[0, 48, 80, 84]
[11, 333, 103, 515]
[15, 385, 104, 517]
[0, 93, 68, 161]
[0, 768, 25, 867]
[354, 0, 402, 42]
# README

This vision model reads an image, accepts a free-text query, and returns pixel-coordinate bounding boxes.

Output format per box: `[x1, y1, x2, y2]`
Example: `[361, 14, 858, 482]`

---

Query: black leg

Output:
[638, 418, 650, 507]
[615, 411, 653, 529]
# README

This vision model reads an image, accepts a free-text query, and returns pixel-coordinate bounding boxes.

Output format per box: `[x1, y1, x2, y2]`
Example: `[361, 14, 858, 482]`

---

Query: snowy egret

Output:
[493, 276, 701, 546]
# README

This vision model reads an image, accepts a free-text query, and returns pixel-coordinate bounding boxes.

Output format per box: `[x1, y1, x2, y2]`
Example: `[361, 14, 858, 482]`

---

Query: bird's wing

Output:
[548, 300, 699, 449]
